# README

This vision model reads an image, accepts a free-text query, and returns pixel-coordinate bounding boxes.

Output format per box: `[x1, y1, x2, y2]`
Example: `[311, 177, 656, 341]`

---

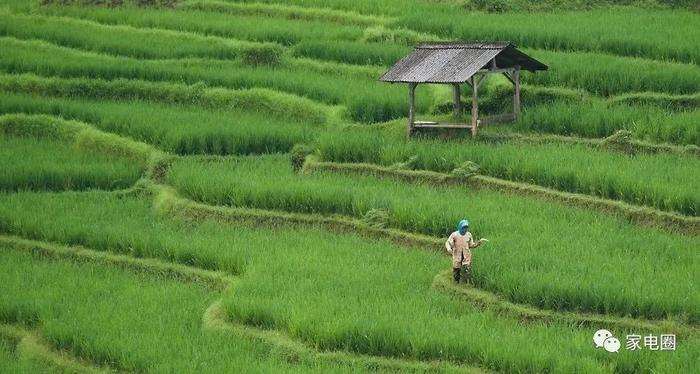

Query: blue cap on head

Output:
[457, 219, 469, 230]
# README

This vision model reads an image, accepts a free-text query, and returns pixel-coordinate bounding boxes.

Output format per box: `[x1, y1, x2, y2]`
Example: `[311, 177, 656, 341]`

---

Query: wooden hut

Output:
[379, 41, 547, 138]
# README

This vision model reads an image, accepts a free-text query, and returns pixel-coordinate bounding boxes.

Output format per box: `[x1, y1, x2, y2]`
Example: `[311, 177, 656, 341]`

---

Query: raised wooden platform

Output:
[412, 121, 472, 129]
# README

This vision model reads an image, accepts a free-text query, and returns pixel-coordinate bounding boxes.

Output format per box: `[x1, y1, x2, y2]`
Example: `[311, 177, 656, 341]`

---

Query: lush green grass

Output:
[166, 155, 700, 321]
[316, 125, 700, 216]
[0, 249, 374, 373]
[468, 81, 700, 145]
[525, 49, 700, 96]
[0, 112, 154, 161]
[292, 40, 410, 66]
[518, 100, 700, 145]
[1, 191, 697, 372]
[0, 37, 426, 122]
[0, 191, 245, 273]
[459, 0, 700, 12]
[635, 109, 700, 146]
[178, 0, 389, 26]
[0, 94, 316, 156]
[180, 0, 418, 17]
[36, 5, 364, 46]
[0, 336, 57, 374]
[0, 1, 698, 371]
[284, 39, 700, 97]
[0, 135, 142, 191]
[0, 73, 335, 125]
[0, 11, 283, 62]
[398, 7, 700, 63]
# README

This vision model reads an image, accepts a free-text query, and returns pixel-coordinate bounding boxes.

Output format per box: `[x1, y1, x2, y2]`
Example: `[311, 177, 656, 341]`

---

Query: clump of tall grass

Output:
[289, 143, 315, 172]
[316, 127, 700, 216]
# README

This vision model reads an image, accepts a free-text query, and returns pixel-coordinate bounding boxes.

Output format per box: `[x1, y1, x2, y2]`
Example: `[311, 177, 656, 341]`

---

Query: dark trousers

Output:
[452, 264, 472, 284]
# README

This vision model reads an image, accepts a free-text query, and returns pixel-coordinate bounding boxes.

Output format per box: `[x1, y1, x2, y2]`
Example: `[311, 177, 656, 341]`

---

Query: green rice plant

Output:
[178, 0, 389, 26]
[2, 192, 698, 372]
[0, 38, 424, 122]
[635, 109, 700, 146]
[39, 0, 176, 5]
[164, 155, 700, 321]
[397, 7, 700, 63]
[0, 113, 154, 162]
[463, 0, 699, 11]
[37, 5, 364, 46]
[519, 101, 700, 146]
[477, 80, 700, 145]
[609, 91, 700, 112]
[294, 40, 700, 96]
[0, 192, 245, 273]
[0, 250, 351, 372]
[524, 49, 700, 96]
[197, 0, 438, 16]
[292, 40, 409, 66]
[286, 57, 384, 80]
[316, 126, 700, 216]
[517, 101, 643, 137]
[0, 73, 335, 126]
[0, 113, 151, 191]
[361, 25, 438, 45]
[0, 136, 142, 191]
[0, 95, 315, 155]
[0, 12, 283, 62]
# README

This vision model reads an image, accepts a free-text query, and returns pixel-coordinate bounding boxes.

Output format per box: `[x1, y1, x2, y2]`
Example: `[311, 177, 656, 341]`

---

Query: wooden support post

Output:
[452, 83, 461, 117]
[513, 67, 521, 121]
[407, 82, 416, 139]
[471, 76, 478, 137]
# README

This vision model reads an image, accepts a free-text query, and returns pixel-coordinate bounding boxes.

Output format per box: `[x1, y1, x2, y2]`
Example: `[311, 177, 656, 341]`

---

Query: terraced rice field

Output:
[0, 0, 698, 372]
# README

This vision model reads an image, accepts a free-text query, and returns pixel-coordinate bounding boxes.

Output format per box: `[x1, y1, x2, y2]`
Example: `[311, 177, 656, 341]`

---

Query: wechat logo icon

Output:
[593, 329, 620, 353]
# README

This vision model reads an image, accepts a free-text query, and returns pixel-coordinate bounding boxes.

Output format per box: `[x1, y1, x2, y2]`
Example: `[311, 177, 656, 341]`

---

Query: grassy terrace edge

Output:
[302, 157, 700, 236]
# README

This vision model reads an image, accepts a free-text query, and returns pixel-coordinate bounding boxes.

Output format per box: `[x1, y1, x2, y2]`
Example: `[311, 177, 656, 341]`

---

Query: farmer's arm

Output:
[445, 233, 455, 254]
[468, 233, 482, 249]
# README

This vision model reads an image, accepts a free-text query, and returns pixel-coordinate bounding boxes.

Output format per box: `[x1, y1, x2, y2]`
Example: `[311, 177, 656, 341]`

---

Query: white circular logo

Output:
[593, 329, 613, 348]
[603, 337, 621, 353]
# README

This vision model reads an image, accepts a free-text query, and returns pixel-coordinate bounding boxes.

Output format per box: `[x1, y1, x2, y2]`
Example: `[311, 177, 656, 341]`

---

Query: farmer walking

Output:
[445, 219, 485, 284]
